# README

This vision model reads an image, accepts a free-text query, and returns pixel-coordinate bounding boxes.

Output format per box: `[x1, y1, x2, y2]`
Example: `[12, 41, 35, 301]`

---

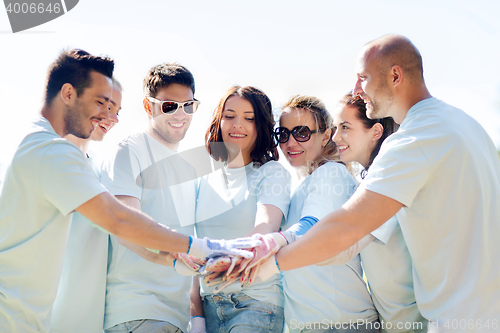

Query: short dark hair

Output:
[338, 92, 399, 172]
[206, 86, 278, 164]
[44, 49, 114, 105]
[143, 63, 195, 98]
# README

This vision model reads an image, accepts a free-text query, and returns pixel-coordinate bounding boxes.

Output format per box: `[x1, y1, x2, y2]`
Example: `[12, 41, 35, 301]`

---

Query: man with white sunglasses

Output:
[99, 63, 204, 333]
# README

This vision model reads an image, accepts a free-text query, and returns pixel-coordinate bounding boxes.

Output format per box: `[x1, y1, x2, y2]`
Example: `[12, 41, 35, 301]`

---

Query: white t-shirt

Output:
[0, 117, 106, 333]
[362, 216, 427, 333]
[100, 132, 197, 331]
[361, 97, 500, 327]
[196, 160, 291, 307]
[282, 162, 378, 332]
[50, 153, 110, 333]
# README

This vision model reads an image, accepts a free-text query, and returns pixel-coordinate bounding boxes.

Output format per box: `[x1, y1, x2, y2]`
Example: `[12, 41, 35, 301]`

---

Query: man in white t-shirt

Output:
[267, 34, 500, 332]
[100, 63, 202, 333]
[0, 50, 256, 333]
[50, 78, 123, 333]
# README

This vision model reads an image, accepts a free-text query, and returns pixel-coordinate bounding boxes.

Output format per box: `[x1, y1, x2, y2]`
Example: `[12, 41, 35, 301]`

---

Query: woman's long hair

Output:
[205, 85, 278, 165]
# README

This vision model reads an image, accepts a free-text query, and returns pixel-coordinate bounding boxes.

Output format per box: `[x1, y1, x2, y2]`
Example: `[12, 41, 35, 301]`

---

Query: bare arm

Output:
[247, 204, 283, 236]
[113, 195, 175, 265]
[118, 239, 175, 266]
[75, 192, 190, 253]
[276, 188, 403, 270]
[190, 277, 204, 317]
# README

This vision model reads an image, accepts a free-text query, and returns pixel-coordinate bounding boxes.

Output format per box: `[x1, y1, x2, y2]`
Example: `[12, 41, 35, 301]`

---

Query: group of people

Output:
[0, 34, 499, 333]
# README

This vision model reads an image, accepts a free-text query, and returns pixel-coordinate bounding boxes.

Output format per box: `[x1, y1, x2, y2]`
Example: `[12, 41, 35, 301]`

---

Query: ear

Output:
[321, 128, 332, 148]
[60, 83, 75, 105]
[143, 98, 153, 116]
[372, 123, 383, 141]
[391, 65, 403, 87]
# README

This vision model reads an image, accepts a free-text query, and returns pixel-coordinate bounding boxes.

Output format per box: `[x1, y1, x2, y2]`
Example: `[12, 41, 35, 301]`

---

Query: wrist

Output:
[269, 232, 287, 247]
[188, 237, 204, 259]
[187, 236, 193, 253]
[189, 316, 206, 331]
[274, 254, 282, 273]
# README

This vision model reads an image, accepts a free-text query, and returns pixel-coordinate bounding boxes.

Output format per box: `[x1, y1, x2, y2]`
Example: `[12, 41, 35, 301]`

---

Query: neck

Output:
[227, 151, 252, 169]
[41, 104, 66, 137]
[294, 160, 316, 180]
[65, 134, 91, 154]
[294, 167, 309, 180]
[393, 83, 432, 124]
[146, 127, 179, 151]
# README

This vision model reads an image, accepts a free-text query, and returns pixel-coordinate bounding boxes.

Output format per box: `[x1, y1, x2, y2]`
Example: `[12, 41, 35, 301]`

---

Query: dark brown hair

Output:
[338, 92, 399, 173]
[205, 86, 278, 164]
[143, 62, 195, 98]
[44, 49, 114, 105]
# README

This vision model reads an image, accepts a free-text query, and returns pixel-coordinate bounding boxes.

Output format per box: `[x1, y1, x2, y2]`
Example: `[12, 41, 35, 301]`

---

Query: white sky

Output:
[1, 0, 500, 171]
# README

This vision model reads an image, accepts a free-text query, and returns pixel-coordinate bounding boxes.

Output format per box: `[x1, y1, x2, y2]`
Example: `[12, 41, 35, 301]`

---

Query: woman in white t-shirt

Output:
[332, 93, 427, 333]
[194, 86, 291, 333]
[277, 95, 379, 333]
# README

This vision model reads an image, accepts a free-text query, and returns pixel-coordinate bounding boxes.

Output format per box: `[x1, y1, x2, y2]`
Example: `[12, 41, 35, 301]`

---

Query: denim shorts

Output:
[202, 293, 284, 333]
[103, 319, 182, 333]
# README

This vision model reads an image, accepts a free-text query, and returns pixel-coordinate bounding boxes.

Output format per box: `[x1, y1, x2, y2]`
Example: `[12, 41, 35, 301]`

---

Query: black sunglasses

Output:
[147, 97, 200, 115]
[274, 126, 318, 143]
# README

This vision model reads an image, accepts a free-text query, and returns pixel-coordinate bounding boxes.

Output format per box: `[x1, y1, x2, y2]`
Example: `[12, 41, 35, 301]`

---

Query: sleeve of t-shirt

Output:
[286, 216, 319, 236]
[360, 134, 431, 208]
[370, 215, 399, 245]
[40, 142, 107, 216]
[256, 161, 291, 217]
[100, 140, 142, 199]
[301, 163, 356, 220]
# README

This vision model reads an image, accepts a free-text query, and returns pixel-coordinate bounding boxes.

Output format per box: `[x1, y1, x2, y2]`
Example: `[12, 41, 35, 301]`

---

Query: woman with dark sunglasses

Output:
[194, 86, 291, 333]
[277, 95, 379, 333]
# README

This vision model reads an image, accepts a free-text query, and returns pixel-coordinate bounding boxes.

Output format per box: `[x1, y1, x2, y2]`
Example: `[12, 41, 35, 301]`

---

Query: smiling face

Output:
[353, 47, 394, 119]
[145, 83, 194, 150]
[279, 107, 326, 169]
[64, 71, 113, 139]
[220, 96, 257, 165]
[90, 87, 122, 141]
[332, 104, 378, 168]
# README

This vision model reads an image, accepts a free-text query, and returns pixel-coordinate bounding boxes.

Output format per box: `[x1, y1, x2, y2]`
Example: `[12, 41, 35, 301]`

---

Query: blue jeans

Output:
[103, 319, 182, 333]
[202, 293, 284, 333]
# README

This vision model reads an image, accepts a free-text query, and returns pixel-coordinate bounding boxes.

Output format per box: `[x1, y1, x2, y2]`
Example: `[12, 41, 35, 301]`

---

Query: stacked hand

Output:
[174, 232, 289, 292]
[174, 233, 289, 292]
[172, 253, 208, 276]
[188, 236, 262, 260]
[239, 232, 288, 288]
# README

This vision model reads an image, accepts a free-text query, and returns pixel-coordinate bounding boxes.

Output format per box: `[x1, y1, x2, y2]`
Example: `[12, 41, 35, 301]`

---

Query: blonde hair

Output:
[281, 95, 343, 175]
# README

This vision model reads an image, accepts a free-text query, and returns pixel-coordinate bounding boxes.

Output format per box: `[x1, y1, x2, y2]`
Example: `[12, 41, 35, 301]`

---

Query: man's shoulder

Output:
[119, 132, 149, 148]
[16, 130, 82, 166]
[404, 98, 469, 131]
[398, 98, 489, 152]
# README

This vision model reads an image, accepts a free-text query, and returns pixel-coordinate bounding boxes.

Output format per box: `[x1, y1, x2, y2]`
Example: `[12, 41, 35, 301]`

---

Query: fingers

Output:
[214, 274, 240, 293]
[226, 256, 241, 276]
[205, 257, 233, 272]
[178, 253, 206, 271]
[203, 271, 224, 287]
[241, 263, 260, 288]
[224, 248, 255, 259]
[226, 236, 262, 249]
